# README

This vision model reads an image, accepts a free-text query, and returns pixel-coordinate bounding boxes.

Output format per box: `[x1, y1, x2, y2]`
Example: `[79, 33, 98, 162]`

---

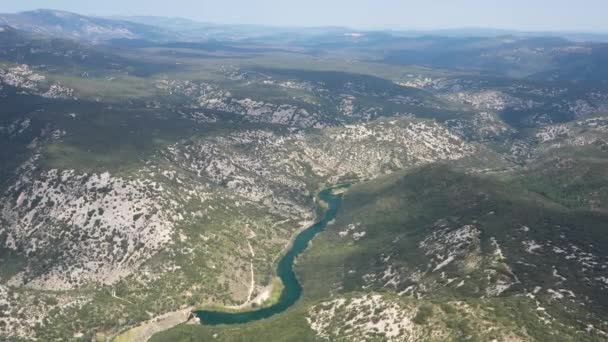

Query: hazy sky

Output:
[1, 0, 607, 32]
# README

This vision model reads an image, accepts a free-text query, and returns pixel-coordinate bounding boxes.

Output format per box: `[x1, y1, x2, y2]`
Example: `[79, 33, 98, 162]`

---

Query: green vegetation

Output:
[413, 303, 434, 325]
[2, 14, 608, 341]
[262, 277, 285, 308]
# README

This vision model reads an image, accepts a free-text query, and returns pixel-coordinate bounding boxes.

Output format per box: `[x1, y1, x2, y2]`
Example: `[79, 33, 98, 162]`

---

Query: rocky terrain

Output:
[0, 64, 74, 99]
[307, 293, 532, 341]
[0, 10, 608, 341]
[1, 167, 177, 289]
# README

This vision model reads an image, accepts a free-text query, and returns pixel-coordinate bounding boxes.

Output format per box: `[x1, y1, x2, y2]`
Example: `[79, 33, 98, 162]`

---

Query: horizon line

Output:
[3, 8, 608, 35]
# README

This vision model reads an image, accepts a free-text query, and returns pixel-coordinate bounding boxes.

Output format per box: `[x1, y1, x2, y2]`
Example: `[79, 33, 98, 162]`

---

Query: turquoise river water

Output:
[195, 188, 343, 325]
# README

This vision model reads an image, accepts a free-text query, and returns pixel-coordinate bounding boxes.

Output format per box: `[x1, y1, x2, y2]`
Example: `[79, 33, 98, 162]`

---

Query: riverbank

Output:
[114, 307, 194, 342]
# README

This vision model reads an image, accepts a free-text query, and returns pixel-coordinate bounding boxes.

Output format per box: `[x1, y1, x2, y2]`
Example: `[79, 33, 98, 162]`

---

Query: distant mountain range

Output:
[0, 9, 174, 42]
[1, 9, 608, 43]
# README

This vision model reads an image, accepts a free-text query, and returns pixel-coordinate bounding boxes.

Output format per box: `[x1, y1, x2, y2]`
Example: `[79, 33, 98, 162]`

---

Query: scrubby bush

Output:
[413, 303, 433, 324]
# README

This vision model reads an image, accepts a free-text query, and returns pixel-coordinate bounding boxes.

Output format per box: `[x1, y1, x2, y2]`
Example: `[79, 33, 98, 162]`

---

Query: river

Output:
[195, 187, 343, 325]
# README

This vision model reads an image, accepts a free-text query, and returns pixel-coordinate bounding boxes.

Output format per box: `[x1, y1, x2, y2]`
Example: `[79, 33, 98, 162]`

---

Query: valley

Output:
[0, 8, 607, 342]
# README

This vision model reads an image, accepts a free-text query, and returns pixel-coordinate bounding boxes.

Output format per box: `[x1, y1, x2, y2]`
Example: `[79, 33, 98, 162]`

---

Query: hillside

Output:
[0, 9, 173, 42]
[154, 163, 608, 341]
[0, 9, 607, 341]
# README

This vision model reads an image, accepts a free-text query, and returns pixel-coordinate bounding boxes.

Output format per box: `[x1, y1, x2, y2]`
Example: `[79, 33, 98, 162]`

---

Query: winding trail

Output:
[111, 288, 135, 305]
[225, 240, 256, 310]
[246, 241, 255, 302]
